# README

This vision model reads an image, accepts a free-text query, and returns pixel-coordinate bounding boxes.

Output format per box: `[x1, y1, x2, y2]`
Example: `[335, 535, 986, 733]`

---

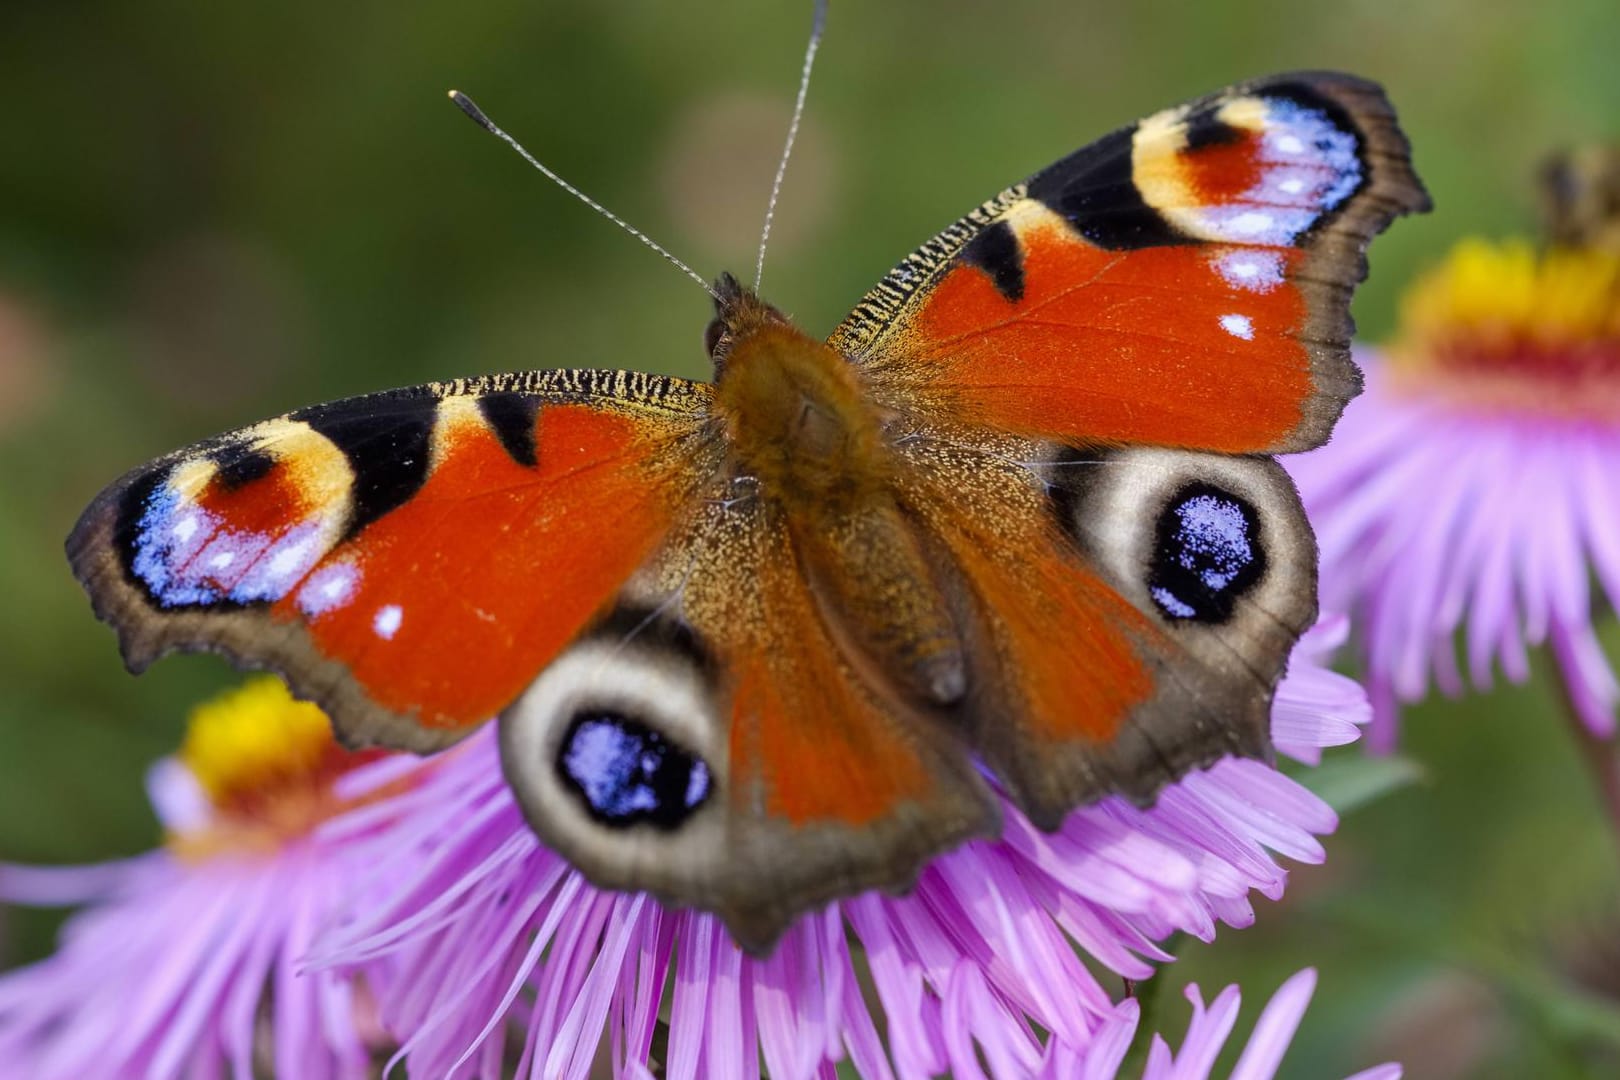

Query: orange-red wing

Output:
[68, 369, 718, 750]
[829, 72, 1429, 454]
[887, 434, 1296, 827]
[632, 500, 1001, 948]
[938, 514, 1173, 823]
[714, 518, 979, 829]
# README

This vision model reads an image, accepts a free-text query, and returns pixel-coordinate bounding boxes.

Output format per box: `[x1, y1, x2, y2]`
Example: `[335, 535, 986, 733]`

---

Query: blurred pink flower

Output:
[1290, 240, 1620, 747]
[316, 619, 1372, 1079]
[0, 679, 413, 1079]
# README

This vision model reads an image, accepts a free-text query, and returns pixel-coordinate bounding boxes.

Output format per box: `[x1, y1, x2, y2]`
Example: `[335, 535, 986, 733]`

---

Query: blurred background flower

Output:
[0, 679, 414, 1078]
[5, 1, 1620, 1075]
[1287, 158, 1620, 1071]
[1290, 226, 1620, 747]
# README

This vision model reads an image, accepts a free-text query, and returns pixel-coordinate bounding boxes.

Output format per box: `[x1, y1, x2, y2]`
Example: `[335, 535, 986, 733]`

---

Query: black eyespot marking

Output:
[556, 711, 712, 830]
[1028, 126, 1184, 250]
[211, 445, 276, 491]
[1148, 483, 1266, 623]
[477, 392, 541, 468]
[959, 219, 1025, 301]
[290, 394, 435, 536]
[1183, 109, 1243, 151]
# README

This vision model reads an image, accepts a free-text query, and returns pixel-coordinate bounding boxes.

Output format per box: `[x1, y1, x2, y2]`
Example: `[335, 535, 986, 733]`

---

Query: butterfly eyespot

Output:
[1147, 483, 1266, 624]
[498, 625, 729, 897]
[1048, 444, 1313, 650]
[556, 709, 713, 829]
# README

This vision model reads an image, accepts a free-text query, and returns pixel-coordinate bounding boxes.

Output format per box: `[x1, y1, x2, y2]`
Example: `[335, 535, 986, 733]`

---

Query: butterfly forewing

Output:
[830, 71, 1429, 454]
[68, 370, 719, 750]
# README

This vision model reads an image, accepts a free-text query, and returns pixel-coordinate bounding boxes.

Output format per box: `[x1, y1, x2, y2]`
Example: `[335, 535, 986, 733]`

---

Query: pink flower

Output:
[316, 619, 1376, 1078]
[1290, 240, 1620, 746]
[1058, 968, 1400, 1080]
[0, 679, 414, 1079]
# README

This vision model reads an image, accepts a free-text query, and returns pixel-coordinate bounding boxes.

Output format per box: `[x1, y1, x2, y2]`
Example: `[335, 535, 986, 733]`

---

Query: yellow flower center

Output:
[1388, 238, 1620, 419]
[169, 677, 388, 859]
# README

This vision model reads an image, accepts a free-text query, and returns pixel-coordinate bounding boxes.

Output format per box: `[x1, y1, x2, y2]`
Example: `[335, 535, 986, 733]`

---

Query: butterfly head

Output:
[703, 271, 790, 368]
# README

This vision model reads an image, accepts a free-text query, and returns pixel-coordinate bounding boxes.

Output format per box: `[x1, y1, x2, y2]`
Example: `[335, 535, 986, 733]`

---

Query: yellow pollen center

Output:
[169, 677, 387, 857]
[1388, 238, 1620, 419]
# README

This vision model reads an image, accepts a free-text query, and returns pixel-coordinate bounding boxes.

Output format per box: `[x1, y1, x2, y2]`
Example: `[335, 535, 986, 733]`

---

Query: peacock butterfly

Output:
[65, 6, 1428, 952]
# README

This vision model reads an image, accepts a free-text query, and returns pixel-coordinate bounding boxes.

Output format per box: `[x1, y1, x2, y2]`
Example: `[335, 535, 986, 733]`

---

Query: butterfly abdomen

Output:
[795, 496, 968, 707]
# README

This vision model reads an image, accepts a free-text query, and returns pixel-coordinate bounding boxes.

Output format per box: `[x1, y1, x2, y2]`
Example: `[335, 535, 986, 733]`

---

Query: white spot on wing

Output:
[1229, 211, 1274, 236]
[209, 551, 236, 570]
[173, 514, 200, 543]
[374, 604, 403, 640]
[267, 536, 316, 580]
[296, 563, 359, 616]
[1274, 133, 1305, 154]
[1220, 314, 1255, 340]
[1213, 250, 1285, 293]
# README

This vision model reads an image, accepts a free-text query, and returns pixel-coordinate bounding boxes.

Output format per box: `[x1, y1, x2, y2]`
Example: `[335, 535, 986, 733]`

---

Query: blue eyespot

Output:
[1148, 484, 1265, 623]
[556, 712, 712, 830]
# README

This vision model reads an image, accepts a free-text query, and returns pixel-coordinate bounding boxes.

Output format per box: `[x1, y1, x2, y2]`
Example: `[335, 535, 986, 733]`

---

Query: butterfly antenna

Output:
[753, 0, 828, 293]
[449, 90, 719, 301]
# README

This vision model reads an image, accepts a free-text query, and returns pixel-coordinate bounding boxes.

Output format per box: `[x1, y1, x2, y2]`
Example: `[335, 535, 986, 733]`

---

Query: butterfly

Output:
[68, 68, 1427, 954]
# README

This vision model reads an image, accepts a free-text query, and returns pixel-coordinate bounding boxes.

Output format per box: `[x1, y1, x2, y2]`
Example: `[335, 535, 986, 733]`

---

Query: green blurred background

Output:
[3, 1, 1620, 1075]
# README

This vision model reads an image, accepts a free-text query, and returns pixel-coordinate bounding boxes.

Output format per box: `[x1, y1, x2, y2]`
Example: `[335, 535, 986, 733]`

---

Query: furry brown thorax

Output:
[708, 273, 969, 706]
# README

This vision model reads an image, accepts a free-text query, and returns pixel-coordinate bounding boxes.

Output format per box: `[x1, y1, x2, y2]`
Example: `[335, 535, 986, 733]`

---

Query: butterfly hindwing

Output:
[830, 71, 1430, 454]
[499, 492, 1001, 952]
[882, 427, 1315, 827]
[68, 370, 718, 751]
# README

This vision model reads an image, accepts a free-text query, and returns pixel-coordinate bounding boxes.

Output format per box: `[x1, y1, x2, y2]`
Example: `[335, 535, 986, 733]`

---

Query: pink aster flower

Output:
[0, 678, 418, 1079]
[1060, 968, 1400, 1080]
[1289, 236, 1620, 747]
[316, 618, 1376, 1079]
